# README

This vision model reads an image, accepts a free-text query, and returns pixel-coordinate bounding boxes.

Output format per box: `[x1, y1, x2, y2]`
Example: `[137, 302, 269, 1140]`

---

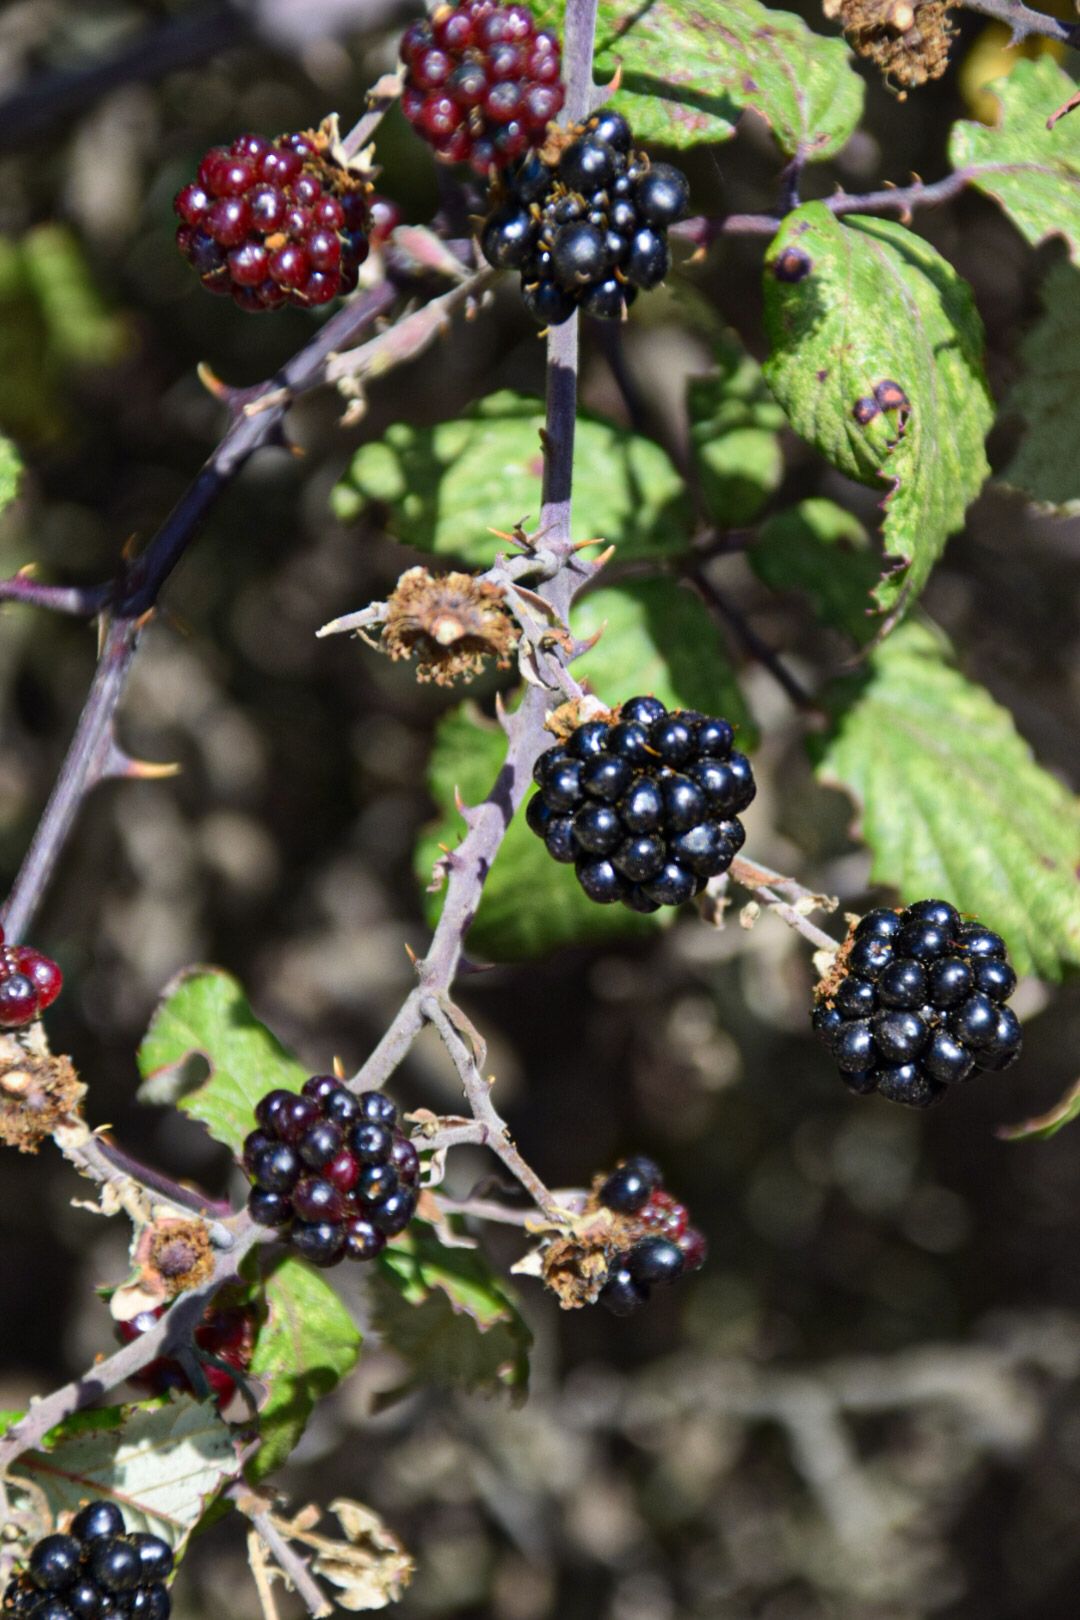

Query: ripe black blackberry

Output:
[812, 898, 1023, 1108]
[174, 128, 371, 311]
[400, 0, 564, 175]
[3, 1505, 173, 1620]
[243, 1076, 419, 1265]
[597, 1156, 706, 1315]
[527, 695, 753, 911]
[480, 110, 690, 325]
[0, 922, 62, 1029]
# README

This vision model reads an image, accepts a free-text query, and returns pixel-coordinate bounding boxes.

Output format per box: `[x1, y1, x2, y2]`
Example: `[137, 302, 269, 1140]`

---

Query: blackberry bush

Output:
[528, 695, 754, 911]
[243, 1076, 419, 1265]
[812, 899, 1024, 1108]
[0, 925, 62, 1030]
[174, 129, 371, 311]
[480, 110, 690, 324]
[597, 1155, 707, 1315]
[399, 0, 565, 175]
[3, 1506, 172, 1620]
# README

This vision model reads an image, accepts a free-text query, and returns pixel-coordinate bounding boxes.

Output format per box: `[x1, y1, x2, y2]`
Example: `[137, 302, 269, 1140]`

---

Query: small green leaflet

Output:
[331, 390, 689, 565]
[949, 59, 1080, 264]
[812, 621, 1080, 979]
[688, 337, 786, 526]
[536, 0, 862, 155]
[416, 578, 753, 959]
[763, 204, 993, 618]
[1002, 259, 1080, 511]
[373, 1223, 531, 1396]
[1, 1398, 235, 1552]
[750, 498, 878, 644]
[246, 1258, 361, 1482]
[138, 968, 308, 1156]
[0, 434, 21, 519]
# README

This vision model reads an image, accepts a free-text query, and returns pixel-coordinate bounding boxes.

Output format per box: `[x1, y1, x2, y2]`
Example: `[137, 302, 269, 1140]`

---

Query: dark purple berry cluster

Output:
[174, 131, 370, 312]
[244, 1077, 419, 1267]
[528, 695, 755, 912]
[597, 1156, 707, 1316]
[3, 1502, 172, 1620]
[480, 110, 689, 325]
[400, 0, 564, 176]
[0, 922, 63, 1028]
[813, 899, 1023, 1108]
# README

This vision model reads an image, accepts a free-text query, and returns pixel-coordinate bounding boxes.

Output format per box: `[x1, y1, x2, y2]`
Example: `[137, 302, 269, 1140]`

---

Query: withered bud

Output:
[835, 0, 953, 89]
[138, 1217, 215, 1298]
[0, 1050, 84, 1153]
[380, 567, 518, 686]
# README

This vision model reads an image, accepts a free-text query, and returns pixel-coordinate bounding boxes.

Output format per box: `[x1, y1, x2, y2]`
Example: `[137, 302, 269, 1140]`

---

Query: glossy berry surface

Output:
[175, 129, 371, 311]
[6, 1509, 173, 1620]
[244, 1078, 417, 1264]
[0, 925, 63, 1028]
[400, 0, 564, 175]
[528, 696, 752, 911]
[595, 1158, 706, 1315]
[481, 113, 689, 324]
[812, 900, 1023, 1108]
[117, 1302, 257, 1410]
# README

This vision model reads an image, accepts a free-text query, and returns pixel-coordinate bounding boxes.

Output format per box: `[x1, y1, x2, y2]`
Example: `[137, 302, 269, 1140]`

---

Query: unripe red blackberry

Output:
[175, 128, 372, 311]
[0, 922, 63, 1028]
[400, 0, 565, 176]
[480, 112, 690, 325]
[117, 1302, 257, 1408]
[593, 1158, 706, 1315]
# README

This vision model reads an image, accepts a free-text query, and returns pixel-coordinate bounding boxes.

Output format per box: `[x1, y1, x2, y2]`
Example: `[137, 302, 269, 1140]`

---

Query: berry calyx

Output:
[528, 697, 752, 911]
[480, 113, 689, 325]
[400, 1, 565, 176]
[175, 128, 371, 311]
[244, 1079, 417, 1264]
[812, 900, 1023, 1107]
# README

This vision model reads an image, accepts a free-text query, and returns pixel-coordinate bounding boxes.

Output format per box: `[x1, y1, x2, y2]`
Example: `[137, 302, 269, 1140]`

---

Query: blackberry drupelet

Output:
[812, 899, 1023, 1107]
[480, 110, 689, 324]
[400, 0, 564, 175]
[174, 129, 371, 311]
[243, 1076, 419, 1263]
[4, 1508, 172, 1620]
[0, 921, 63, 1029]
[595, 1158, 706, 1315]
[528, 695, 753, 912]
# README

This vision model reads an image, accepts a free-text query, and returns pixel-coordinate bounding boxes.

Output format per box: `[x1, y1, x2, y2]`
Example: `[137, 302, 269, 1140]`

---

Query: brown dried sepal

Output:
[380, 567, 518, 686]
[539, 1184, 643, 1309]
[0, 1048, 84, 1153]
[836, 0, 953, 91]
[137, 1216, 215, 1298]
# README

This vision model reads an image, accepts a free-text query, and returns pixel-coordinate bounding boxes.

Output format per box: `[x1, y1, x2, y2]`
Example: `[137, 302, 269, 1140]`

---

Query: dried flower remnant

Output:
[827, 0, 953, 90]
[381, 567, 519, 685]
[0, 1048, 84, 1152]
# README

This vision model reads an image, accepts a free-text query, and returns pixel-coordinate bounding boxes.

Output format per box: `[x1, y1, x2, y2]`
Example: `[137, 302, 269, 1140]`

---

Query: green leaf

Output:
[949, 60, 1080, 264]
[1001, 259, 1080, 511]
[763, 204, 993, 618]
[416, 578, 753, 960]
[533, 0, 861, 155]
[812, 620, 1080, 978]
[246, 1258, 361, 1482]
[332, 390, 689, 565]
[137, 969, 308, 1155]
[750, 498, 878, 643]
[0, 435, 21, 518]
[688, 337, 786, 526]
[6, 1397, 235, 1552]
[373, 1223, 530, 1396]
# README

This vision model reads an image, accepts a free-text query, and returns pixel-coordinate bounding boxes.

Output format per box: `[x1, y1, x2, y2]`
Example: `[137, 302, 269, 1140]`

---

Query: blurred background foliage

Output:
[1, 1, 1080, 1616]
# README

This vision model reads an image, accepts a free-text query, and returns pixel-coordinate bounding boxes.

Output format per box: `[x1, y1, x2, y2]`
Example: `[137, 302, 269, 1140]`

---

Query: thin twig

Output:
[230, 1494, 333, 1620]
[728, 856, 840, 954]
[687, 567, 821, 715]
